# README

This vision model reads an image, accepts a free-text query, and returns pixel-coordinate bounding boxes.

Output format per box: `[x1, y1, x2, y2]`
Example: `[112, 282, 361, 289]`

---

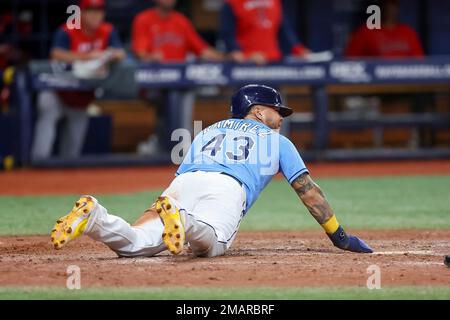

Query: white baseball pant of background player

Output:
[83, 171, 246, 257]
[31, 91, 89, 159]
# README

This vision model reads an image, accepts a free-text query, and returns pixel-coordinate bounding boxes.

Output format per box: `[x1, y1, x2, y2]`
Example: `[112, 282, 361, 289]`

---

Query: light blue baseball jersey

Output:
[176, 119, 309, 213]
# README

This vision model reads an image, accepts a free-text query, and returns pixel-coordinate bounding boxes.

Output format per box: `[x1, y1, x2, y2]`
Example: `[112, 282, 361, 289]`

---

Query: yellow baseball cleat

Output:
[51, 195, 96, 250]
[155, 196, 185, 255]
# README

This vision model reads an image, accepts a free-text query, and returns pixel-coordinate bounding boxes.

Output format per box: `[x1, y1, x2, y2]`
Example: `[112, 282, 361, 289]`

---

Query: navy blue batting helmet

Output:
[230, 84, 293, 119]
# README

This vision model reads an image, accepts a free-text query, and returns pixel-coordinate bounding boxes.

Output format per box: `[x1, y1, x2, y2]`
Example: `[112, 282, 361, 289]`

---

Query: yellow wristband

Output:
[321, 215, 340, 234]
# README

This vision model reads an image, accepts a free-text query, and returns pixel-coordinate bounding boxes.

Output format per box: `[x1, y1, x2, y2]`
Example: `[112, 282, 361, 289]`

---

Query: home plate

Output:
[374, 250, 437, 256]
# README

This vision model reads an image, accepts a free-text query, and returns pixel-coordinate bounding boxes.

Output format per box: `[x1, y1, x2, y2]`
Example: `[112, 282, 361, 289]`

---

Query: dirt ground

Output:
[0, 230, 449, 288]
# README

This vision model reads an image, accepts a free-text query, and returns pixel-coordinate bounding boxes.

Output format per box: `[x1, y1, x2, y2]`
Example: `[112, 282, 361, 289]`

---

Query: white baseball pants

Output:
[84, 171, 246, 258]
[31, 91, 89, 160]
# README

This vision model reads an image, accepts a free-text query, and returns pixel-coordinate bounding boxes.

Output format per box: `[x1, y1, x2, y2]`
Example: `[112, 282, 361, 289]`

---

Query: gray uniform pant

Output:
[31, 91, 89, 160]
[84, 172, 246, 258]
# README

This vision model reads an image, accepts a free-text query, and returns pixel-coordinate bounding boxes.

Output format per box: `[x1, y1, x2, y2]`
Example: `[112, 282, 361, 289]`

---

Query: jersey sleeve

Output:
[344, 26, 367, 57]
[52, 28, 71, 50]
[181, 15, 209, 55]
[279, 136, 309, 184]
[132, 13, 152, 55]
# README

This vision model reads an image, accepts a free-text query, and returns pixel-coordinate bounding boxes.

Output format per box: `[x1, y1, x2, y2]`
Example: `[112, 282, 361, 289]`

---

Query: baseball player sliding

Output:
[51, 84, 373, 257]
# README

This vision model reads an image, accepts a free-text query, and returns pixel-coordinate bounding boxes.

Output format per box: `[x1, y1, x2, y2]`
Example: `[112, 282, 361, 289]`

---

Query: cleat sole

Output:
[156, 196, 185, 255]
[51, 196, 95, 250]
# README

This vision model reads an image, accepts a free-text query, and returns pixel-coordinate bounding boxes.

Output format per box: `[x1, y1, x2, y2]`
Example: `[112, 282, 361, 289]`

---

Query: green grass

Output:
[246, 175, 450, 231]
[1, 286, 450, 300]
[0, 191, 161, 236]
[0, 175, 449, 235]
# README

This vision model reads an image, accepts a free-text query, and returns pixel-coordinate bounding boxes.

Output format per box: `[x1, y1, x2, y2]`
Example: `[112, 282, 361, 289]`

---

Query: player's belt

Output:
[219, 172, 243, 187]
[189, 170, 243, 187]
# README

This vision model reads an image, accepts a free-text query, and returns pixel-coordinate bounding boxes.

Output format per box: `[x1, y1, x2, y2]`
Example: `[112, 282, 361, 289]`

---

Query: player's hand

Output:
[200, 48, 224, 62]
[138, 51, 164, 63]
[248, 52, 267, 65]
[107, 48, 126, 61]
[229, 51, 246, 63]
[83, 50, 106, 60]
[327, 226, 373, 253]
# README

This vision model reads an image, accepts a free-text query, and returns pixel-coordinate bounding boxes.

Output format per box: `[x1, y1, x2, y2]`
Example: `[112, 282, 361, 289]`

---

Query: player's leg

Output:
[182, 210, 230, 258]
[179, 90, 195, 135]
[51, 195, 166, 257]
[51, 172, 244, 258]
[31, 91, 63, 160]
[59, 106, 89, 158]
[159, 171, 246, 257]
[51, 174, 185, 257]
[183, 184, 245, 258]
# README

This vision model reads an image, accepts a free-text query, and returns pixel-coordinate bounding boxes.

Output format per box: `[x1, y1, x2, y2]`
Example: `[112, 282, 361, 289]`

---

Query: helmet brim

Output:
[277, 105, 293, 117]
[263, 104, 293, 118]
[237, 103, 293, 119]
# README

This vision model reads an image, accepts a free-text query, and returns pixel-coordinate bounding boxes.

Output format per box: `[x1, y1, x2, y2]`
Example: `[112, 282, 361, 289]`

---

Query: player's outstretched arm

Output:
[291, 173, 373, 253]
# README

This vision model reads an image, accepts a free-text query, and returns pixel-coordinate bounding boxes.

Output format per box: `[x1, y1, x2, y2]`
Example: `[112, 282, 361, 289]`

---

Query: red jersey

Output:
[132, 9, 209, 62]
[227, 0, 283, 61]
[61, 23, 114, 53]
[345, 24, 424, 58]
[53, 23, 118, 108]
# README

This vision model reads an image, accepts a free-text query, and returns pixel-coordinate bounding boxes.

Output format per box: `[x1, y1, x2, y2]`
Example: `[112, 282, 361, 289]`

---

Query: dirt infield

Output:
[1, 230, 449, 288]
[1, 160, 450, 196]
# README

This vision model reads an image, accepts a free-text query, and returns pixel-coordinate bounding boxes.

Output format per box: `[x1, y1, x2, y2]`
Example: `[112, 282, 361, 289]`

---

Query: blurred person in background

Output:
[345, 0, 424, 58]
[0, 45, 18, 114]
[132, 0, 221, 62]
[218, 0, 310, 137]
[344, 0, 431, 149]
[219, 0, 310, 65]
[1, 8, 30, 114]
[0, 7, 33, 64]
[132, 0, 223, 154]
[31, 0, 125, 160]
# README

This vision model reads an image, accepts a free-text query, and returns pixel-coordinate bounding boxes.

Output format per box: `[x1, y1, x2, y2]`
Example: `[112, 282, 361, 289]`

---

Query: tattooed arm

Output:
[291, 172, 373, 253]
[291, 173, 334, 225]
